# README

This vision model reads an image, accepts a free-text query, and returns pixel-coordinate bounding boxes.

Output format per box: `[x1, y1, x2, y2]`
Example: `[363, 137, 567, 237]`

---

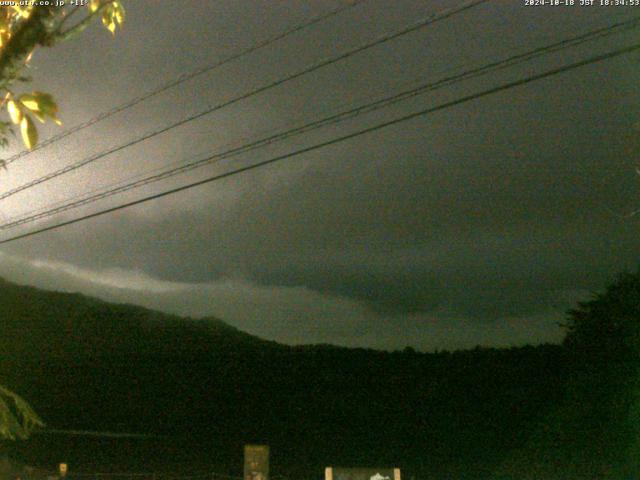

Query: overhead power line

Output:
[41, 428, 155, 438]
[2, 0, 369, 167]
[68, 472, 242, 480]
[1, 16, 637, 231]
[1, 42, 637, 245]
[0, 0, 487, 201]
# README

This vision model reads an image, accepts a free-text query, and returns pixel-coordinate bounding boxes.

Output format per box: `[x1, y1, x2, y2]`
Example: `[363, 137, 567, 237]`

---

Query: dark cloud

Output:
[0, 0, 638, 349]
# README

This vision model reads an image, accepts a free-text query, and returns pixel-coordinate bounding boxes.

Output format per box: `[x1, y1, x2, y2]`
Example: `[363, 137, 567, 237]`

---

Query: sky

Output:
[0, 0, 638, 351]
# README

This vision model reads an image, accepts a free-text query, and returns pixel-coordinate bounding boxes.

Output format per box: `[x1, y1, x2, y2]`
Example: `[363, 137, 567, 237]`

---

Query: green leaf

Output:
[20, 114, 37, 150]
[0, 384, 44, 440]
[102, 10, 116, 34]
[7, 100, 22, 124]
[101, 2, 125, 34]
[112, 2, 125, 25]
[18, 92, 61, 125]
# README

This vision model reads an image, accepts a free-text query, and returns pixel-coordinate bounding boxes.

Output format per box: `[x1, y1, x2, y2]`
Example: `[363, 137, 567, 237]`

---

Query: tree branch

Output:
[0, 7, 59, 88]
[56, 1, 117, 42]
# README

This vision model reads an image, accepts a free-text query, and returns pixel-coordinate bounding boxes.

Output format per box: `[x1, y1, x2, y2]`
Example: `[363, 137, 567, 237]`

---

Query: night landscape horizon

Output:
[0, 0, 639, 478]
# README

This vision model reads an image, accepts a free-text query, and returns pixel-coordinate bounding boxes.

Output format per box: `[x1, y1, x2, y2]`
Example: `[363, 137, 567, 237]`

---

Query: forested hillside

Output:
[0, 275, 637, 478]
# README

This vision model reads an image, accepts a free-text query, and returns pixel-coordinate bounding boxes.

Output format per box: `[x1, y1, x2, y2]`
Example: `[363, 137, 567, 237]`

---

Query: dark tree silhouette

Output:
[563, 270, 640, 360]
[496, 270, 640, 479]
